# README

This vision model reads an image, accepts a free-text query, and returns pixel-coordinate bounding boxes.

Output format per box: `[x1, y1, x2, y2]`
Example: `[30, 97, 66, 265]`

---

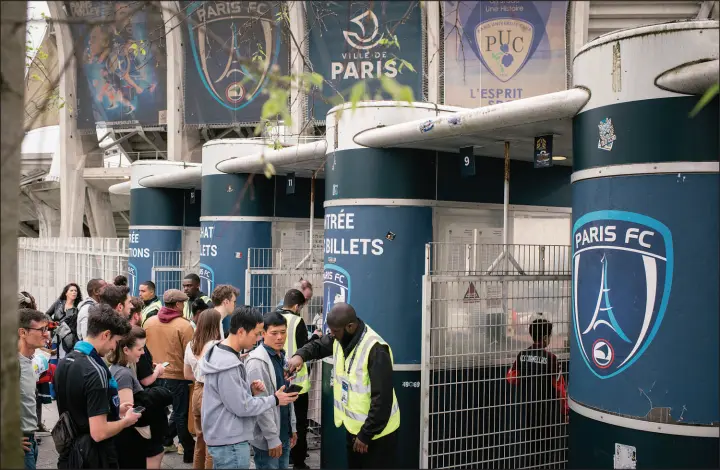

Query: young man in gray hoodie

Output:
[199, 306, 299, 469]
[246, 311, 297, 469]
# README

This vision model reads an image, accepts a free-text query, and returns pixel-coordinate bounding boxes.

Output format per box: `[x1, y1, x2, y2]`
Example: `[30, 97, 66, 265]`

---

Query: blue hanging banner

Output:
[534, 135, 553, 168]
[181, 1, 289, 125]
[65, 1, 168, 131]
[307, 1, 423, 121]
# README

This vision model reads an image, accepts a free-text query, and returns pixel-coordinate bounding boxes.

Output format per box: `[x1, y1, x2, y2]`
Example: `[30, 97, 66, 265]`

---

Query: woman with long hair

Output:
[47, 283, 83, 362]
[46, 283, 83, 322]
[108, 327, 167, 469]
[183, 308, 222, 469]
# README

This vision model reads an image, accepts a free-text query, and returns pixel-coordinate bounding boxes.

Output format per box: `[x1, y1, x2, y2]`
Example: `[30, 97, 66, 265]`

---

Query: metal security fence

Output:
[245, 247, 324, 449]
[421, 243, 571, 469]
[18, 237, 129, 311]
[151, 251, 191, 301]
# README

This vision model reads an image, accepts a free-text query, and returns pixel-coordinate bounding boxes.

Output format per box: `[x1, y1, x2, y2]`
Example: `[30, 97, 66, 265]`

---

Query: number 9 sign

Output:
[460, 147, 476, 177]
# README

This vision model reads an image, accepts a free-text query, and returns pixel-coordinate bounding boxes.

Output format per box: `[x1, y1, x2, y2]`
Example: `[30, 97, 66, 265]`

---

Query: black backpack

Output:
[56, 313, 79, 354]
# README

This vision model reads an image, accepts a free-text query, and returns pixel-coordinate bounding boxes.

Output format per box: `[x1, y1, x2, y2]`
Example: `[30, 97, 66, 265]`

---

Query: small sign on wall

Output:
[534, 135, 553, 168]
[460, 146, 476, 177]
[613, 443, 636, 469]
[286, 172, 296, 195]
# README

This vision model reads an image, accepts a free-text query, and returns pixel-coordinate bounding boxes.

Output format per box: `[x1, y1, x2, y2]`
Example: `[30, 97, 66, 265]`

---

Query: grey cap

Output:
[163, 289, 189, 304]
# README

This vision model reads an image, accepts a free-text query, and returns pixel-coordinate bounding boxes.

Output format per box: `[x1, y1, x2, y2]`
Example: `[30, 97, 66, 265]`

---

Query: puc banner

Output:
[444, 1, 568, 107]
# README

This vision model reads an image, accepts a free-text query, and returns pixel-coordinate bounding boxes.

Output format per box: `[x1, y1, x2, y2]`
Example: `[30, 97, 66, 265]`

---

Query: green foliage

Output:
[349, 81, 367, 111]
[689, 82, 719, 118]
[264, 162, 277, 178]
[128, 42, 147, 56]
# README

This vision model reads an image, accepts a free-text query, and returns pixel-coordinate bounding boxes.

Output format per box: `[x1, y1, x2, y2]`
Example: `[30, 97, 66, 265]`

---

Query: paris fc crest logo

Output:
[323, 264, 351, 335]
[572, 211, 673, 379]
[199, 264, 214, 296]
[185, 1, 282, 111]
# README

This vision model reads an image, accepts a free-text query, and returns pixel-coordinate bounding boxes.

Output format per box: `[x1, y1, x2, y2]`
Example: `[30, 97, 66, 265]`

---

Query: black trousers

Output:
[345, 430, 398, 469]
[115, 427, 147, 469]
[158, 379, 194, 459]
[290, 393, 309, 466]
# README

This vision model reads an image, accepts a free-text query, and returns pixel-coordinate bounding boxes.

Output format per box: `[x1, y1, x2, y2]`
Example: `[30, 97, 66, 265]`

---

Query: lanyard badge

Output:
[341, 380, 350, 405]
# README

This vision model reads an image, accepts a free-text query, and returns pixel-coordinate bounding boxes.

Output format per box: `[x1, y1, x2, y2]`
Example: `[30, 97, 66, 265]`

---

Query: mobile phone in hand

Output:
[285, 384, 302, 394]
[132, 406, 145, 414]
[161, 362, 170, 367]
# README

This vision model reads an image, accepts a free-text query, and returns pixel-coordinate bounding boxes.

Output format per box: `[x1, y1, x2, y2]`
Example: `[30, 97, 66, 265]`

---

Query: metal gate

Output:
[245, 248, 325, 448]
[421, 242, 571, 469]
[151, 251, 194, 300]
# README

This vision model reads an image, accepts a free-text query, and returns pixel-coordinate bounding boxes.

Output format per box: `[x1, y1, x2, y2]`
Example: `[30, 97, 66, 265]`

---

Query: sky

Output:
[26, 1, 50, 64]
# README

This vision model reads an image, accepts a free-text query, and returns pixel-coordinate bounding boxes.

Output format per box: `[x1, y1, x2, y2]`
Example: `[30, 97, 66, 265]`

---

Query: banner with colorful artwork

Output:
[181, 1, 290, 126]
[66, 1, 167, 130]
[443, 1, 568, 107]
[307, 1, 423, 121]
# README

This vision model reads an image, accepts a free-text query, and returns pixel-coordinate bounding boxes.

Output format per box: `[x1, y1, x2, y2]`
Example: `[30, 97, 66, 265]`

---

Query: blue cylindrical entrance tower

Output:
[570, 21, 719, 467]
[129, 161, 200, 297]
[200, 140, 274, 301]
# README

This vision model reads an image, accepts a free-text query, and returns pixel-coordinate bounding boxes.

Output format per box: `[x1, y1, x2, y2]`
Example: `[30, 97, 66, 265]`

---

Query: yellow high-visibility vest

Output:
[282, 312, 311, 394]
[184, 294, 210, 320]
[141, 300, 162, 326]
[332, 325, 400, 439]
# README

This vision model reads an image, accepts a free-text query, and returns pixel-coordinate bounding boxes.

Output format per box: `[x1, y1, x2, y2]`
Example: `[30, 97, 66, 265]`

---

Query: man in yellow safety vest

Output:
[277, 289, 318, 469]
[182, 273, 211, 320]
[139, 280, 162, 326]
[287, 303, 400, 469]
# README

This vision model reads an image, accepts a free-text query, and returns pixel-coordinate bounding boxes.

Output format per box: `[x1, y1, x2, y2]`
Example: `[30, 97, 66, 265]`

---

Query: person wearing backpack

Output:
[76, 279, 107, 342]
[48, 284, 83, 361]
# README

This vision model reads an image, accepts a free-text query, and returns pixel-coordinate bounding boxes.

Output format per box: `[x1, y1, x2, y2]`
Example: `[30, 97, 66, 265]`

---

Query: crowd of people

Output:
[18, 272, 568, 470]
[17, 276, 327, 470]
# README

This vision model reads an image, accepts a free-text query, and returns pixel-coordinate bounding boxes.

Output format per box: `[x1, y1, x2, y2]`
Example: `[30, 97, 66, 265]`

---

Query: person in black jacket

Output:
[54, 304, 140, 469]
[287, 303, 397, 469]
[276, 289, 319, 469]
[505, 316, 568, 469]
[108, 326, 170, 469]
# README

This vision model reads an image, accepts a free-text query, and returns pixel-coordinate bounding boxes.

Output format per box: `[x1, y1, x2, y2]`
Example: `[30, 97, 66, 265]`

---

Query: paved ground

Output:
[36, 402, 321, 469]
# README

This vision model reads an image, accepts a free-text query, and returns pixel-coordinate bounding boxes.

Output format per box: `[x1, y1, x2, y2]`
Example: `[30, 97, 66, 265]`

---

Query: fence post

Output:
[244, 250, 252, 305]
[419, 244, 432, 469]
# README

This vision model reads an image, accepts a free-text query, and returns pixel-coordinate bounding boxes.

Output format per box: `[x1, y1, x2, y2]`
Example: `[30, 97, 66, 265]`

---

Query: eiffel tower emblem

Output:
[582, 254, 631, 343]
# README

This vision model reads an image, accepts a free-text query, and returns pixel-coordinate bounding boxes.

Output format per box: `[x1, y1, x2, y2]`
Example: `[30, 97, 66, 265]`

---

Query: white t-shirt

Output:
[184, 340, 220, 383]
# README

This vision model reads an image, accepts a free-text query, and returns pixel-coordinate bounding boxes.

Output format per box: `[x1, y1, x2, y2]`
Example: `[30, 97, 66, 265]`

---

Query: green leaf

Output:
[349, 81, 366, 111]
[689, 82, 719, 118]
[308, 72, 323, 87]
[399, 59, 415, 73]
[58, 102, 65, 109]
[264, 162, 276, 179]
[30, 73, 41, 81]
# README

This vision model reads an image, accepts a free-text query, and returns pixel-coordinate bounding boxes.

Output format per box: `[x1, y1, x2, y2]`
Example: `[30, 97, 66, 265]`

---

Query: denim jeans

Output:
[24, 434, 38, 470]
[252, 438, 290, 470]
[207, 442, 250, 469]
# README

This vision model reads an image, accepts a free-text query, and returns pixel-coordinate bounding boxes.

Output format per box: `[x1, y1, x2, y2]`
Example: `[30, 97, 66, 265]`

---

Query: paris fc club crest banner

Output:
[443, 1, 568, 107]
[182, 1, 290, 125]
[66, 1, 168, 131]
[307, 1, 423, 121]
[572, 211, 673, 380]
